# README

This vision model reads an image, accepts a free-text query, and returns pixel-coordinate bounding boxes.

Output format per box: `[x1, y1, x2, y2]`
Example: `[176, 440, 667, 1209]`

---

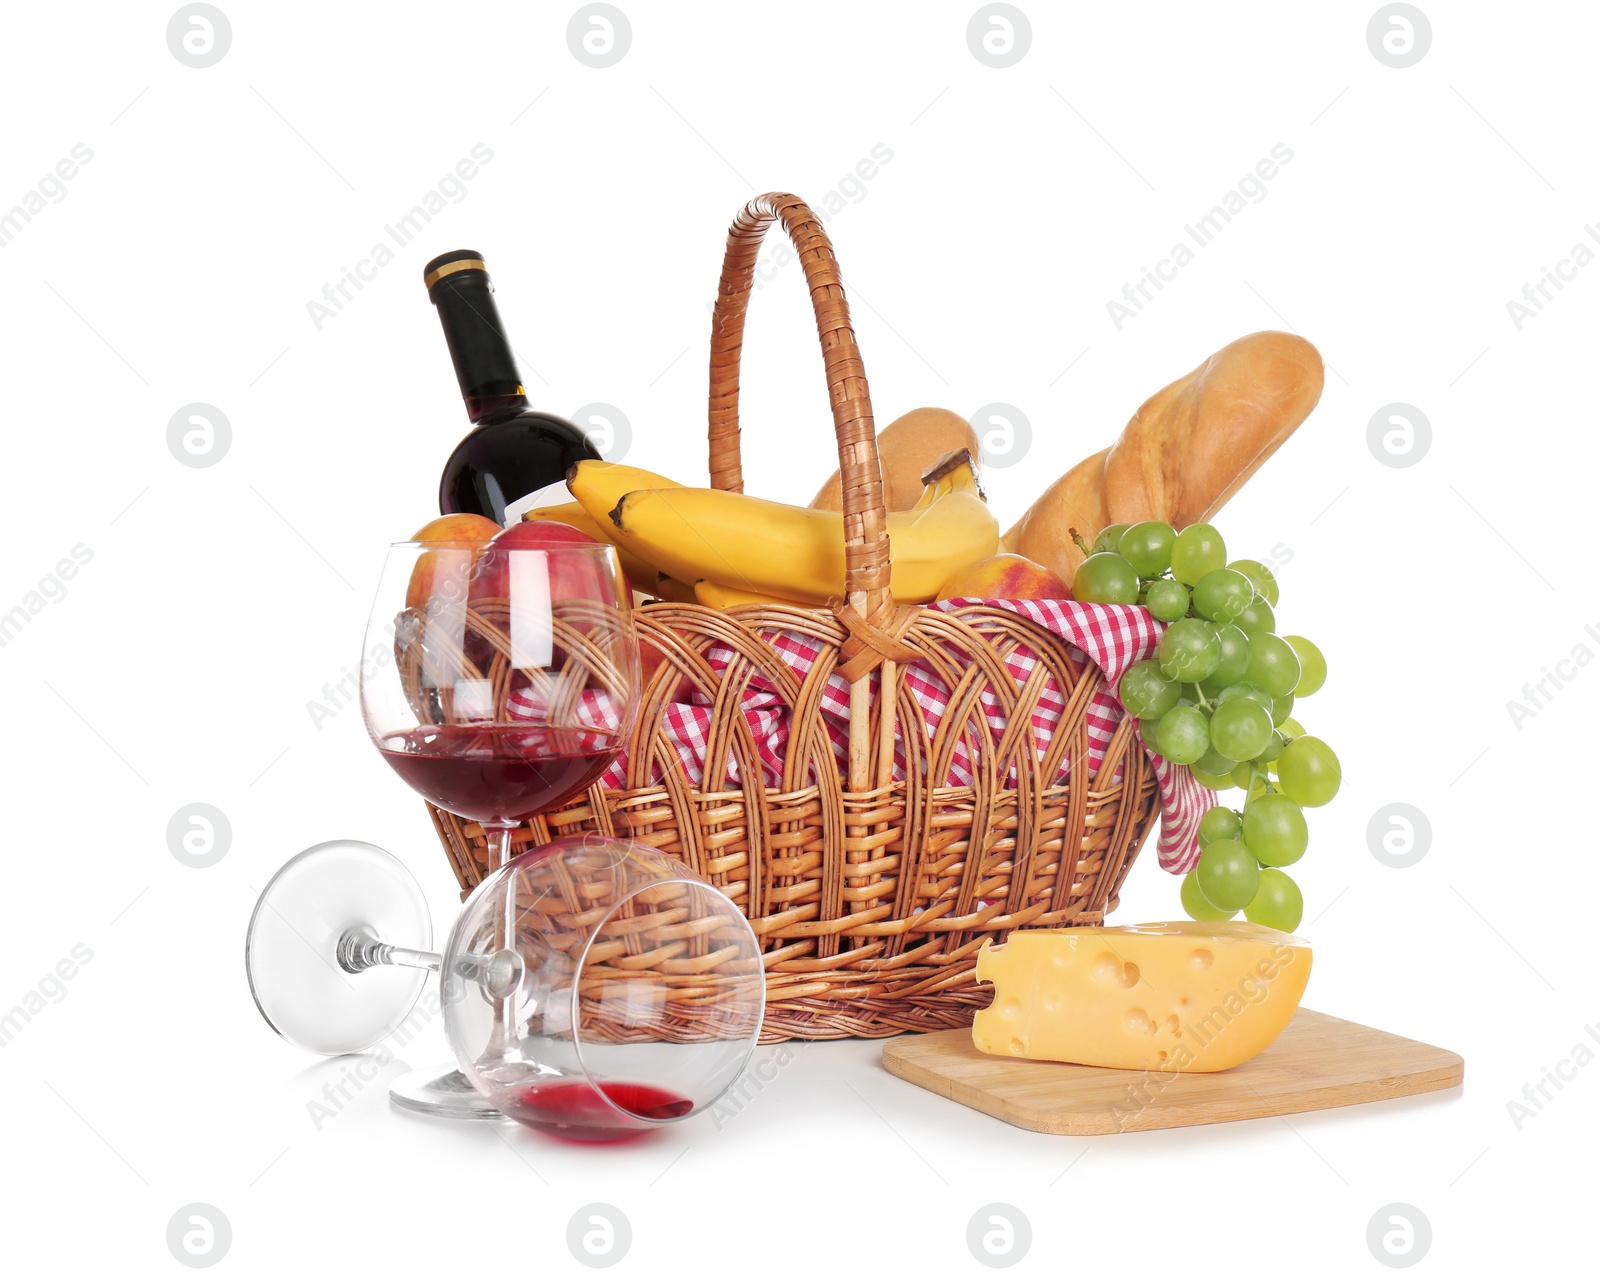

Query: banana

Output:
[649, 573, 700, 605]
[591, 482, 998, 606]
[567, 451, 995, 607]
[564, 460, 684, 520]
[521, 500, 603, 531]
[913, 448, 984, 507]
[521, 501, 666, 598]
[693, 579, 808, 610]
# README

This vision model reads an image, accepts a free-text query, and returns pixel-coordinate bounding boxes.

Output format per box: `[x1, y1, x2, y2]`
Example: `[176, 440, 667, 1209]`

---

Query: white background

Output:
[1, 0, 1594, 1268]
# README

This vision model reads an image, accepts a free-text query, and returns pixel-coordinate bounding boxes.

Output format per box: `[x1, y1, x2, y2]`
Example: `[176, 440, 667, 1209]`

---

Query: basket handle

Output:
[707, 193, 892, 626]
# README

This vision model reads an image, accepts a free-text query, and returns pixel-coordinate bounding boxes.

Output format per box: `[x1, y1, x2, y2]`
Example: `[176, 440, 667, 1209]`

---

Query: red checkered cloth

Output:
[508, 599, 1211, 875]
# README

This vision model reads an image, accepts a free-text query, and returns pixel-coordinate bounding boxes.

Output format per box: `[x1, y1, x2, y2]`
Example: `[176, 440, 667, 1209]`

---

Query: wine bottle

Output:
[424, 250, 599, 525]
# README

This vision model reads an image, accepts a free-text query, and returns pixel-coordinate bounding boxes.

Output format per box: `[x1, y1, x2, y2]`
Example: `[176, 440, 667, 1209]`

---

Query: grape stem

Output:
[1069, 527, 1092, 556]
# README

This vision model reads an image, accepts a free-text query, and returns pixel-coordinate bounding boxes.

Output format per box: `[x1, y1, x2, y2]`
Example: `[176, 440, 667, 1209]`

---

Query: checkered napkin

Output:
[510, 599, 1212, 875]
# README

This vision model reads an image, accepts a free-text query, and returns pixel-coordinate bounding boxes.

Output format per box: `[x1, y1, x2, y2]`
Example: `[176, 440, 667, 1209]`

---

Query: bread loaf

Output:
[811, 406, 979, 512]
[997, 448, 1109, 584]
[1003, 332, 1323, 582]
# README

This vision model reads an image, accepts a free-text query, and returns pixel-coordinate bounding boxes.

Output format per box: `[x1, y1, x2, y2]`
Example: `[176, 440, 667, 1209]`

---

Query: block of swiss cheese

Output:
[973, 922, 1312, 1073]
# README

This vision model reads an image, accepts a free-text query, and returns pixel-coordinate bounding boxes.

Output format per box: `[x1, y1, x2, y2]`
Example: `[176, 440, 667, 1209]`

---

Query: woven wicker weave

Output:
[426, 193, 1160, 1041]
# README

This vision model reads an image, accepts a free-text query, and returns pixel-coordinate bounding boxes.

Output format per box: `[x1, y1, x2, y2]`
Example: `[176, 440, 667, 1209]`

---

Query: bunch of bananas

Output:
[528, 449, 998, 609]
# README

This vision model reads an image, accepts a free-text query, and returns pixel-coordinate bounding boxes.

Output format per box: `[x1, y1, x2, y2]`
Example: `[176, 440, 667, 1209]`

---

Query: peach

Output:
[936, 552, 1072, 603]
[412, 512, 502, 544]
[405, 513, 502, 609]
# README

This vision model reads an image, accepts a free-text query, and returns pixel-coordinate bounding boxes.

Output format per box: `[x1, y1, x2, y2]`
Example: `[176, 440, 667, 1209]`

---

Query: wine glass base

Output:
[389, 1063, 506, 1120]
[246, 841, 432, 1055]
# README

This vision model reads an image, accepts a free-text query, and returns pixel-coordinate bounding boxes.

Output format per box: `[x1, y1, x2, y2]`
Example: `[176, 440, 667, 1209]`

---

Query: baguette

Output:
[811, 406, 979, 512]
[1003, 332, 1323, 582]
[997, 447, 1109, 583]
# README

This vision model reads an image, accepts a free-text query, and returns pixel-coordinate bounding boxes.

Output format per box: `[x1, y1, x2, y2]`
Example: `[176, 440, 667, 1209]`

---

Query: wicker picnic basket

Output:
[424, 192, 1161, 1041]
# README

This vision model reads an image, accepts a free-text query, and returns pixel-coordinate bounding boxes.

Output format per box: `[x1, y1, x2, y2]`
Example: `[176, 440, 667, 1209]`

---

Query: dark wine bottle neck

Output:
[428, 268, 529, 424]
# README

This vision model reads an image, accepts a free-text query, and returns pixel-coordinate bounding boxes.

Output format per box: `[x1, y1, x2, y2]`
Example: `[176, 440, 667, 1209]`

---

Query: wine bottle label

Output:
[502, 480, 575, 525]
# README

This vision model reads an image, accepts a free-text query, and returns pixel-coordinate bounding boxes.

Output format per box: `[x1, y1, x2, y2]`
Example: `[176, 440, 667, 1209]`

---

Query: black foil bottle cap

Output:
[423, 249, 489, 295]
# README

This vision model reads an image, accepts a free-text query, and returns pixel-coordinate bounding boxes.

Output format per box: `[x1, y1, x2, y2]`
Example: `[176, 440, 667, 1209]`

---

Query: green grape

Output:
[1182, 869, 1237, 921]
[1094, 523, 1130, 554]
[1199, 806, 1242, 843]
[1235, 596, 1276, 636]
[1232, 763, 1270, 797]
[1171, 523, 1227, 585]
[1270, 693, 1294, 727]
[1191, 765, 1237, 792]
[1139, 716, 1162, 752]
[1244, 868, 1303, 931]
[1256, 731, 1287, 763]
[1210, 697, 1272, 762]
[1118, 660, 1181, 720]
[1228, 558, 1279, 606]
[1144, 579, 1190, 622]
[1194, 747, 1237, 777]
[1180, 680, 1203, 703]
[1241, 792, 1308, 866]
[1196, 838, 1260, 911]
[1276, 736, 1341, 807]
[1200, 624, 1251, 690]
[1216, 683, 1272, 711]
[1073, 552, 1140, 604]
[1284, 635, 1327, 696]
[1191, 568, 1255, 624]
[1245, 632, 1301, 698]
[1157, 618, 1222, 683]
[1119, 520, 1177, 576]
[1279, 717, 1306, 740]
[1155, 705, 1209, 765]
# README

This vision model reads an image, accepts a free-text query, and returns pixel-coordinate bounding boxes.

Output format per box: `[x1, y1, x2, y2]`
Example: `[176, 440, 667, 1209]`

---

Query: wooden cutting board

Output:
[881, 1008, 1462, 1135]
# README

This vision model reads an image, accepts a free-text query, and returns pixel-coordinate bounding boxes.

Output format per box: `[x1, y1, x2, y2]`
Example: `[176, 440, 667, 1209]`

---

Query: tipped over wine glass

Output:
[247, 836, 765, 1140]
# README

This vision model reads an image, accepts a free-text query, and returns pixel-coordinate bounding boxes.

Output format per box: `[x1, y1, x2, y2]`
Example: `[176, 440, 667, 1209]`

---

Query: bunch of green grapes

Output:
[1074, 520, 1340, 933]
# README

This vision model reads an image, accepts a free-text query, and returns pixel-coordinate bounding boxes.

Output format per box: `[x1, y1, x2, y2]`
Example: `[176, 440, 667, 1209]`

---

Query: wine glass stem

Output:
[485, 821, 517, 873]
[485, 821, 520, 1054]
[339, 929, 443, 974]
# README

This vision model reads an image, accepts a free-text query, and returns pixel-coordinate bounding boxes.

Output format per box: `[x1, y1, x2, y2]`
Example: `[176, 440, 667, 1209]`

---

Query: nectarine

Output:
[936, 552, 1072, 603]
[405, 513, 501, 610]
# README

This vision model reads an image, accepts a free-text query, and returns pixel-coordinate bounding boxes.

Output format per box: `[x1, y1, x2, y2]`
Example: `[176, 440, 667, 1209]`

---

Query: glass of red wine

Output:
[246, 533, 765, 1135]
[364, 533, 640, 1116]
[246, 835, 765, 1141]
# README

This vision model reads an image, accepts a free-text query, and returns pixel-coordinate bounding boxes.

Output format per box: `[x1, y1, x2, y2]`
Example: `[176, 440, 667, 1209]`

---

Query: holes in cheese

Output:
[972, 921, 1312, 1073]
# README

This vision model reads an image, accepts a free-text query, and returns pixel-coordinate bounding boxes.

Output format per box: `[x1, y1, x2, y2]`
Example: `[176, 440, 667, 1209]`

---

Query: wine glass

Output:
[246, 835, 765, 1141]
[366, 534, 641, 1116]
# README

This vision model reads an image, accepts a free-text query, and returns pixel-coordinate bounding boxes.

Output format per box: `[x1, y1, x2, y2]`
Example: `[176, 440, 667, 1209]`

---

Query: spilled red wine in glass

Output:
[512, 1080, 695, 1142]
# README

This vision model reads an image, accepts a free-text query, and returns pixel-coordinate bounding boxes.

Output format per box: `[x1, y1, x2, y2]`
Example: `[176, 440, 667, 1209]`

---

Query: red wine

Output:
[424, 251, 600, 527]
[377, 723, 620, 822]
[513, 1080, 694, 1142]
